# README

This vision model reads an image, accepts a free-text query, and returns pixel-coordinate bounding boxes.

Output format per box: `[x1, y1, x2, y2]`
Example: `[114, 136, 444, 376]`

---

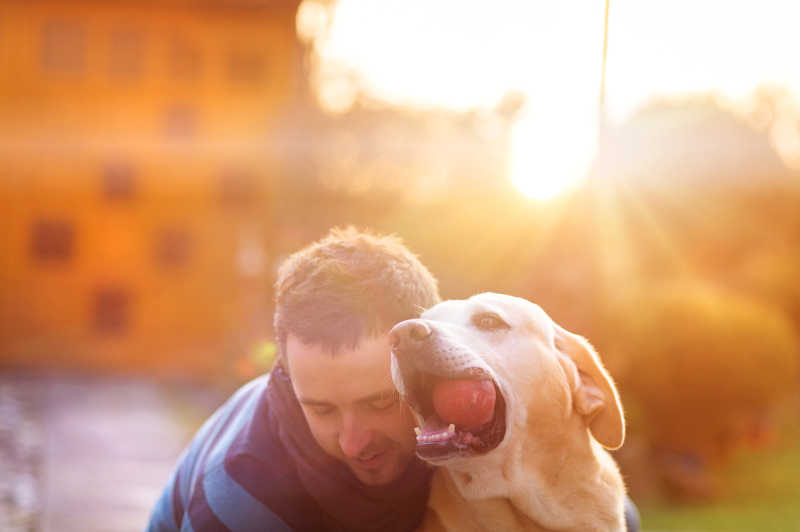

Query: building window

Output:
[30, 219, 75, 262]
[109, 26, 145, 79]
[92, 286, 130, 336]
[154, 227, 191, 268]
[164, 105, 196, 140]
[227, 50, 266, 83]
[219, 170, 257, 209]
[41, 20, 86, 74]
[102, 162, 137, 200]
[169, 38, 202, 80]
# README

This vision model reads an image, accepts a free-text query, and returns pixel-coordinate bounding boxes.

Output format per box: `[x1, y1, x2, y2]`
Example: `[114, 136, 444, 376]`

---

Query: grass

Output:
[640, 431, 800, 532]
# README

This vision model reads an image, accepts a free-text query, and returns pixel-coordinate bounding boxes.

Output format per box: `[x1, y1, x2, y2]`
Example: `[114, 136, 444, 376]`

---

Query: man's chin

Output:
[349, 462, 394, 486]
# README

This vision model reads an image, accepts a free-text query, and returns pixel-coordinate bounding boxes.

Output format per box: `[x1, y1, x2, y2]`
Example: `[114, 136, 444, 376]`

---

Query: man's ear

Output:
[554, 323, 625, 450]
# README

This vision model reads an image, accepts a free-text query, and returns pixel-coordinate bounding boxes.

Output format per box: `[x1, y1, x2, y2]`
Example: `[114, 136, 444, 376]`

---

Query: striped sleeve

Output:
[148, 377, 292, 532]
[189, 377, 292, 531]
[196, 462, 292, 532]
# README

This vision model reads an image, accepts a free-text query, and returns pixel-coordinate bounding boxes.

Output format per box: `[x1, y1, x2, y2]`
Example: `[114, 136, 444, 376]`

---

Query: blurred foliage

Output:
[619, 282, 799, 457]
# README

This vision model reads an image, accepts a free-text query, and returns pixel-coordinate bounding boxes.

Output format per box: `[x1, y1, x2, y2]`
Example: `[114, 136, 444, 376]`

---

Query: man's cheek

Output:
[381, 411, 416, 445]
[305, 420, 338, 455]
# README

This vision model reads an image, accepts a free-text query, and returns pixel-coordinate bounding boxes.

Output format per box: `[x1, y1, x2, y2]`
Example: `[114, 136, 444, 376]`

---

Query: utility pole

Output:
[598, 0, 610, 139]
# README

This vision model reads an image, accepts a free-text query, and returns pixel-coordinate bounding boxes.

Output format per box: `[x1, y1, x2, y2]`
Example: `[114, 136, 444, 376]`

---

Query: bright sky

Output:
[298, 0, 800, 198]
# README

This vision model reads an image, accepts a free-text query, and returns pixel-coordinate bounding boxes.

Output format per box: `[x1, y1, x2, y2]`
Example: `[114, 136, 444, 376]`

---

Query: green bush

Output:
[620, 281, 799, 456]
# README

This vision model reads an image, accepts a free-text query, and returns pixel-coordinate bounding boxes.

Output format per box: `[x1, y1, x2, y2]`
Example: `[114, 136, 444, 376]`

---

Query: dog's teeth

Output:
[417, 428, 459, 443]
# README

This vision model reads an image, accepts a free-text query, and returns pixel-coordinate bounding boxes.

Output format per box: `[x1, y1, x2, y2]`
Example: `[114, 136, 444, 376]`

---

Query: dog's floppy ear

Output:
[553, 323, 625, 450]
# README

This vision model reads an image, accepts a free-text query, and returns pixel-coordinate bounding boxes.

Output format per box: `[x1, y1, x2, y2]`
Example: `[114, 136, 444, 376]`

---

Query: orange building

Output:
[0, 0, 302, 377]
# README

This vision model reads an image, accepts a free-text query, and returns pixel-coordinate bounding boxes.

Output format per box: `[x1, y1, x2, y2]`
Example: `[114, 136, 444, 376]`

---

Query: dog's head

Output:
[389, 292, 624, 467]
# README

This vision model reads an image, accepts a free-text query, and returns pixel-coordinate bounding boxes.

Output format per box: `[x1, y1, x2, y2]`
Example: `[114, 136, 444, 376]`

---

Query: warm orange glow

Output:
[0, 1, 289, 375]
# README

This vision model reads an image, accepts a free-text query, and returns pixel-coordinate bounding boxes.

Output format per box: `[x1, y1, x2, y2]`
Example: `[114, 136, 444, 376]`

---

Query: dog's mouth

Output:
[402, 367, 507, 462]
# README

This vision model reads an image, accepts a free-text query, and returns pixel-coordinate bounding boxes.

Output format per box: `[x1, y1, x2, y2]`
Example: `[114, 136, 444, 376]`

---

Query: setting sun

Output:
[510, 107, 598, 200]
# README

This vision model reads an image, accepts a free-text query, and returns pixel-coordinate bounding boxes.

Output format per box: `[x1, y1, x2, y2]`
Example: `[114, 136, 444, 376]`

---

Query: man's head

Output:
[274, 227, 440, 485]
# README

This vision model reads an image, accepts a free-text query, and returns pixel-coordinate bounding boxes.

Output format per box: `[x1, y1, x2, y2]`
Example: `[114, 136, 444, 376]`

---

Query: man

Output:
[148, 227, 441, 531]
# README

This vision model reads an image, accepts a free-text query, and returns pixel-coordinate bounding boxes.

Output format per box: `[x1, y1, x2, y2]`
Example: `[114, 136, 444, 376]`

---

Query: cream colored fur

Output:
[393, 293, 627, 532]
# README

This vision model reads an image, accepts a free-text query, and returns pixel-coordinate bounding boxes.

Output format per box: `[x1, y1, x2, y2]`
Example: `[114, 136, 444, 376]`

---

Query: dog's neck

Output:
[441, 415, 625, 532]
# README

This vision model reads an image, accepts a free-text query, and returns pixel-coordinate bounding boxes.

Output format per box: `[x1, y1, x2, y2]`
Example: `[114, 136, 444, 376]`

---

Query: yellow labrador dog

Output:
[389, 293, 626, 532]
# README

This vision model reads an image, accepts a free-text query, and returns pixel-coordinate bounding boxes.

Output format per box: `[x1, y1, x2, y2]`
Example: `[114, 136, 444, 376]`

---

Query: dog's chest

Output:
[420, 472, 551, 532]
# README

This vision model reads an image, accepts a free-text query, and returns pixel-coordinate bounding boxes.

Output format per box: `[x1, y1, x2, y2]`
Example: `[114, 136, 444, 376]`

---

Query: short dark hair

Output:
[274, 227, 440, 359]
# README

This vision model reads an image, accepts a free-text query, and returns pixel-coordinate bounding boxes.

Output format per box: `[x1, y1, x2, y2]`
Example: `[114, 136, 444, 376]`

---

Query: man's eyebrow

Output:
[356, 389, 400, 404]
[298, 389, 399, 406]
[297, 397, 332, 406]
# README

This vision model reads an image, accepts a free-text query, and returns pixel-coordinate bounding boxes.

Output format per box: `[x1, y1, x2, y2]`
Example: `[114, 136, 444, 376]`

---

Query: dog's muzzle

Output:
[389, 319, 507, 462]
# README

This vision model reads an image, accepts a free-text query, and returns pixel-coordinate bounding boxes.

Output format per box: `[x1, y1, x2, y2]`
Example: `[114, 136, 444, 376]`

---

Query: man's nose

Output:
[339, 413, 372, 459]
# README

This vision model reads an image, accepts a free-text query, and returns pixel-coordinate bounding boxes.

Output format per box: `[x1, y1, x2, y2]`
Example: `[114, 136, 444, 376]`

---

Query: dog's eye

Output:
[473, 313, 508, 330]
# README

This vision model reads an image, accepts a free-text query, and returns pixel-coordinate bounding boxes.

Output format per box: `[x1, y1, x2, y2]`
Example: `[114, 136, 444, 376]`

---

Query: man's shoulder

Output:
[150, 373, 301, 532]
[168, 373, 294, 530]
[202, 374, 321, 531]
[176, 374, 274, 495]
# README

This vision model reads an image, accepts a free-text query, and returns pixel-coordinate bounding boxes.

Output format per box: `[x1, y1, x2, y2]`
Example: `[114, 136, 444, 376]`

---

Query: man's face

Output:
[286, 333, 417, 486]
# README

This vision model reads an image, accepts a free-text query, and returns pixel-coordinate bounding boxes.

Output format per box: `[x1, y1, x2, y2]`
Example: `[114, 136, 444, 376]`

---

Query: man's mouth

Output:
[401, 367, 507, 462]
[352, 449, 388, 470]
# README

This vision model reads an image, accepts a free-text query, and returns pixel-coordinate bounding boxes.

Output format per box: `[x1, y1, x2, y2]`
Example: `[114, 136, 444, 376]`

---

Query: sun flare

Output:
[300, 0, 800, 197]
[299, 0, 606, 200]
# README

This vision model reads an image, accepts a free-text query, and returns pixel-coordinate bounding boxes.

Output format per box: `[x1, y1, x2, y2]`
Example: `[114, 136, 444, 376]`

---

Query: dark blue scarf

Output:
[263, 366, 433, 532]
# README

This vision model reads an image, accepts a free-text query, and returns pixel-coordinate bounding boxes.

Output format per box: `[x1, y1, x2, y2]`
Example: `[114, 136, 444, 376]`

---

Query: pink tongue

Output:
[432, 378, 496, 431]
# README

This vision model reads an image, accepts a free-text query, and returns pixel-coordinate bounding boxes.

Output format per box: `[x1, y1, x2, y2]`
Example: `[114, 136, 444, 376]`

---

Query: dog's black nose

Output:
[389, 319, 432, 354]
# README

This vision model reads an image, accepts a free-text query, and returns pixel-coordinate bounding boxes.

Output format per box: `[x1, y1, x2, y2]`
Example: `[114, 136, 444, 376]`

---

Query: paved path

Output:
[0, 373, 225, 532]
